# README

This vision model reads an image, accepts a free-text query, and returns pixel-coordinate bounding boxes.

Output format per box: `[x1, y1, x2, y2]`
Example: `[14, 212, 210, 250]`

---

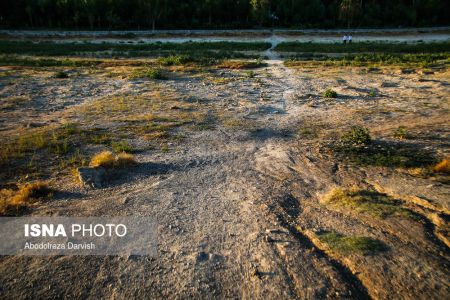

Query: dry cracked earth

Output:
[0, 49, 449, 299]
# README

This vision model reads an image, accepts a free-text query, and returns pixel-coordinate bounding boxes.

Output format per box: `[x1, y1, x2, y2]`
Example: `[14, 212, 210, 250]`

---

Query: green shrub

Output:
[323, 89, 338, 98]
[341, 126, 371, 147]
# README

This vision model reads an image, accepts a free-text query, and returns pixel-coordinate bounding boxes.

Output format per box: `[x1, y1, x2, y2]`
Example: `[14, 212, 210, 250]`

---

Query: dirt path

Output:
[1, 28, 449, 43]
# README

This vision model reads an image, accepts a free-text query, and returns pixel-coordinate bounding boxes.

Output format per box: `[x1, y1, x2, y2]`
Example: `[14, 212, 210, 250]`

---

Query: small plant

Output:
[323, 89, 338, 98]
[0, 181, 52, 216]
[143, 68, 167, 80]
[317, 231, 387, 255]
[393, 126, 410, 140]
[54, 71, 69, 78]
[341, 126, 371, 147]
[368, 89, 377, 97]
[111, 141, 134, 153]
[433, 158, 450, 174]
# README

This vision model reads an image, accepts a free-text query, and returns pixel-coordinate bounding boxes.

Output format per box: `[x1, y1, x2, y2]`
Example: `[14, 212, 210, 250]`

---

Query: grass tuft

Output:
[90, 151, 116, 168]
[0, 181, 52, 216]
[317, 231, 387, 255]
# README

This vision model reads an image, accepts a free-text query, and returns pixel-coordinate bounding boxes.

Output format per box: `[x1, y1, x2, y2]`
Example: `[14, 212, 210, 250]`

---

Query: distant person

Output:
[348, 35, 353, 44]
[343, 35, 347, 44]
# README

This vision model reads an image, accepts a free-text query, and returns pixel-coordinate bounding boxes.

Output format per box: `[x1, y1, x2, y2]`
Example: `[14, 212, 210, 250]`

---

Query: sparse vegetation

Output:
[323, 187, 416, 219]
[218, 60, 267, 70]
[317, 231, 387, 255]
[111, 141, 134, 153]
[322, 89, 338, 98]
[0, 181, 52, 216]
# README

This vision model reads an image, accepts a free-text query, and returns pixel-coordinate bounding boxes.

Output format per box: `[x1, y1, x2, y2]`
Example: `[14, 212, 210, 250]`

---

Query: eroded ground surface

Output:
[0, 49, 449, 299]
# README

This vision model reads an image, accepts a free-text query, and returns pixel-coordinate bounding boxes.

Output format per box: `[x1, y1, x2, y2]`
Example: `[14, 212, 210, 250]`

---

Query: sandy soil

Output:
[0, 45, 449, 299]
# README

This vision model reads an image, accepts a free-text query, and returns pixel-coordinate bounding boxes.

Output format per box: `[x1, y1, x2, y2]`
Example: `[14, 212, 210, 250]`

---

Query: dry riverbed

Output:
[0, 47, 449, 299]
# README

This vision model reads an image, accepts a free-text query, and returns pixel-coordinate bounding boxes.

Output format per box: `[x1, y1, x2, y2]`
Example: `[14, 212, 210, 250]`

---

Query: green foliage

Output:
[341, 126, 371, 147]
[132, 68, 167, 80]
[317, 231, 387, 255]
[322, 89, 338, 98]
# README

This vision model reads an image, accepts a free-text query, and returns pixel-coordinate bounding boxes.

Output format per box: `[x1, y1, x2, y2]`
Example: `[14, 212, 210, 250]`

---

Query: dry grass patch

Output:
[90, 151, 116, 168]
[0, 181, 52, 216]
[433, 158, 450, 174]
[90, 151, 136, 168]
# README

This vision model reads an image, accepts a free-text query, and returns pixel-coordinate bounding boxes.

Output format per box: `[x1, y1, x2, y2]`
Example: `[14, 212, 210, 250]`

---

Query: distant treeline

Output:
[1, 0, 449, 30]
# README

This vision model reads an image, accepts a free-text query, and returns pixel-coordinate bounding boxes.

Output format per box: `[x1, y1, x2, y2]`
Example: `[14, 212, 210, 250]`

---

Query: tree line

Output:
[1, 0, 448, 30]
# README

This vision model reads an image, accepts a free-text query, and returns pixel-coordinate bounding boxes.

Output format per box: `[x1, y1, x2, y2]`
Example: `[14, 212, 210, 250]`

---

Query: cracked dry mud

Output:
[0, 49, 449, 299]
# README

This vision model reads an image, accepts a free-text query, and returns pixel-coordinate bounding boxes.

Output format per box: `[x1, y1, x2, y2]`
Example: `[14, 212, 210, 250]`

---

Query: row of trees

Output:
[1, 0, 448, 29]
